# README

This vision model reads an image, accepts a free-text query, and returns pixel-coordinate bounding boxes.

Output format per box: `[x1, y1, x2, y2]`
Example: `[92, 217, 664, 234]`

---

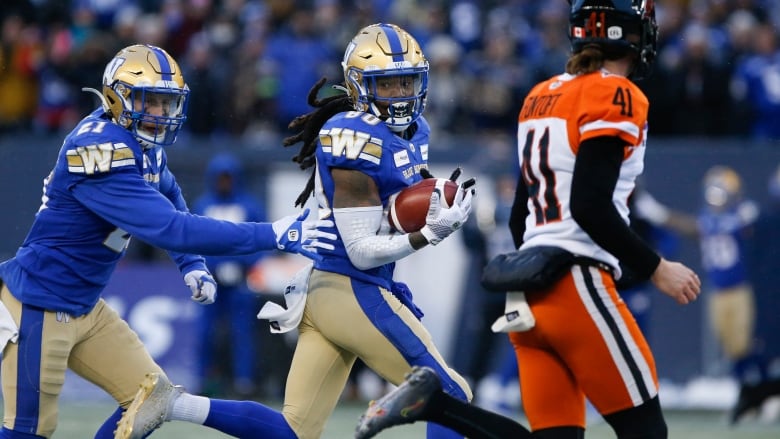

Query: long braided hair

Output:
[283, 77, 354, 207]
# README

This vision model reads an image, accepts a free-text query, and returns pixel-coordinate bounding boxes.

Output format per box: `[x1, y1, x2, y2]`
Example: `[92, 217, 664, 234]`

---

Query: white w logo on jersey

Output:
[66, 142, 134, 175]
[77, 143, 114, 173]
[320, 127, 382, 164]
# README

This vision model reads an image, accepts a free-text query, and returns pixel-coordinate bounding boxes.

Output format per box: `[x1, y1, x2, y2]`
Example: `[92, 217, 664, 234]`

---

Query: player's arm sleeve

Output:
[509, 174, 529, 249]
[570, 136, 661, 279]
[71, 173, 277, 255]
[156, 166, 209, 273]
[334, 206, 416, 270]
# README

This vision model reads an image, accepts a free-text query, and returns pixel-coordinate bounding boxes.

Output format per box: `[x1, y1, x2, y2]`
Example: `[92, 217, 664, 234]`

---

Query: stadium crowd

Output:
[2, 0, 780, 144]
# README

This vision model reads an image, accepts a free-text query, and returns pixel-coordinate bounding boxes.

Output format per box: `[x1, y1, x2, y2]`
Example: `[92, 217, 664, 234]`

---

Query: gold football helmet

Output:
[703, 165, 742, 210]
[342, 23, 429, 131]
[85, 44, 189, 147]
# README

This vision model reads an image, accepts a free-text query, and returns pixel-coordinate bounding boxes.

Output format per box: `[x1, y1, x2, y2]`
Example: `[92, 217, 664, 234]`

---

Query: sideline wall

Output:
[1, 134, 779, 385]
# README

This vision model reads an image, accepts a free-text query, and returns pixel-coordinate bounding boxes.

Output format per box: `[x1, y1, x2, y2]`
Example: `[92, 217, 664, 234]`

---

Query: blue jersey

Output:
[0, 109, 276, 316]
[313, 111, 430, 289]
[697, 201, 758, 290]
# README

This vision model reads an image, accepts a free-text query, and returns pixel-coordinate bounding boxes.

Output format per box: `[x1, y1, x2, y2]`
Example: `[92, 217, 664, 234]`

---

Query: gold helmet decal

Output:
[86, 44, 189, 147]
[342, 23, 429, 131]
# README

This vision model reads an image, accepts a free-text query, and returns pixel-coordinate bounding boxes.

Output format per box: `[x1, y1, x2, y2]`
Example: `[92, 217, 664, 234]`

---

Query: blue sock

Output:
[0, 427, 45, 438]
[93, 407, 123, 439]
[204, 399, 297, 439]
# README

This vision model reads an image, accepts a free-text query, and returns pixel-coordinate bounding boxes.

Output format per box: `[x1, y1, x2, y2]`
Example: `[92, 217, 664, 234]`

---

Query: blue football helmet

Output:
[568, 0, 658, 79]
[342, 23, 429, 132]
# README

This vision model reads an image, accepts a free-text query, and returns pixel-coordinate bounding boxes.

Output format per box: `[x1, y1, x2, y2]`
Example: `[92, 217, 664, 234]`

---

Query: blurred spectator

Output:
[0, 12, 43, 133]
[462, 28, 529, 134]
[258, 5, 339, 132]
[180, 31, 231, 138]
[647, 23, 736, 136]
[190, 152, 270, 398]
[424, 34, 468, 137]
[33, 19, 80, 135]
[7, 0, 780, 141]
[730, 23, 780, 141]
[526, 4, 571, 84]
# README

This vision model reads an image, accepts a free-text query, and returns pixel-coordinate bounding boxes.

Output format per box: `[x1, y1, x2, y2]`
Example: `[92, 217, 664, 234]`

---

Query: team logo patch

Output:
[608, 26, 622, 39]
[394, 150, 410, 167]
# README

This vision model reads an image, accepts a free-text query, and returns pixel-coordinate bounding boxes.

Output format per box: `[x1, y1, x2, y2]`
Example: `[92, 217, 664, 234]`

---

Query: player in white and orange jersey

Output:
[504, 0, 701, 437]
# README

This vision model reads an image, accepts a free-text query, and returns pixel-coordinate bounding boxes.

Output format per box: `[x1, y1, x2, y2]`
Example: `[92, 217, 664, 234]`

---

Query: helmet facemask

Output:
[347, 68, 428, 132]
[108, 82, 189, 147]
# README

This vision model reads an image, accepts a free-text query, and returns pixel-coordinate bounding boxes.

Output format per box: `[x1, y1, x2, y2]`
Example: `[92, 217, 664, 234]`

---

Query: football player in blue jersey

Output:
[696, 166, 770, 424]
[273, 22, 477, 439]
[0, 44, 336, 439]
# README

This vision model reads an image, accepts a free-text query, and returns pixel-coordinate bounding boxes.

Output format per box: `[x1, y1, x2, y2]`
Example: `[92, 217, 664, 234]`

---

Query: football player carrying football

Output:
[0, 44, 335, 439]
[253, 22, 515, 439]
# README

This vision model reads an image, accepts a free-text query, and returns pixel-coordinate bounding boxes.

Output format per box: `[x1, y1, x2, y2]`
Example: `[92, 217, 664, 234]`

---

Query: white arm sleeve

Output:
[334, 206, 416, 270]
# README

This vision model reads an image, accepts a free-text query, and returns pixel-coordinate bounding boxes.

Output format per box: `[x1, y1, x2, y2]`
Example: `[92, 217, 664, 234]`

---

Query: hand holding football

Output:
[389, 178, 458, 233]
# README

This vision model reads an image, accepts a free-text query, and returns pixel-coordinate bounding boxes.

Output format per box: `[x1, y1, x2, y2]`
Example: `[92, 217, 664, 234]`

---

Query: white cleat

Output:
[115, 372, 183, 439]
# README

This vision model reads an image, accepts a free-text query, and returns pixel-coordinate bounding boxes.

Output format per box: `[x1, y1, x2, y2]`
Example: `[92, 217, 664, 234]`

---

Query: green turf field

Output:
[29, 400, 780, 438]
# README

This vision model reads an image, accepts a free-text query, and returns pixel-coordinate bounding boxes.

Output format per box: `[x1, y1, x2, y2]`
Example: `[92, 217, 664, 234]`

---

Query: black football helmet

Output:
[568, 0, 658, 79]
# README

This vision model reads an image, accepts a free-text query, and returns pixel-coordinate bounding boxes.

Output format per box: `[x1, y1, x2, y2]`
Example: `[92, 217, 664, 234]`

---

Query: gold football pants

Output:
[1, 284, 163, 437]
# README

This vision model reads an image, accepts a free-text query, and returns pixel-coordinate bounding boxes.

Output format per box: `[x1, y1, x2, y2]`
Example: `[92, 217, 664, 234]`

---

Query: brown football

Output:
[389, 178, 458, 233]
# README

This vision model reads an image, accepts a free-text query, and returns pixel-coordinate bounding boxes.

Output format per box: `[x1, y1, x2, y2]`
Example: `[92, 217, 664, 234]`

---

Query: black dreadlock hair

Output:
[283, 77, 354, 207]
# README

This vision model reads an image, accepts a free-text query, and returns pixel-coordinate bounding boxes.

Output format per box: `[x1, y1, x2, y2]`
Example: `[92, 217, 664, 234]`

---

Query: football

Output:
[389, 178, 458, 233]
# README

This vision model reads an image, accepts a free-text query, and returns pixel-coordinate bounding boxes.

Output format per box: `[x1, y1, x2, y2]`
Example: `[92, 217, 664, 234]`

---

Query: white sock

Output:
[170, 393, 210, 424]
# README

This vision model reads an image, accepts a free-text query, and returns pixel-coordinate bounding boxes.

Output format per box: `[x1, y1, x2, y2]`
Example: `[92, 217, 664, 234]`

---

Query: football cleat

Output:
[114, 372, 183, 439]
[355, 366, 440, 439]
[730, 382, 772, 425]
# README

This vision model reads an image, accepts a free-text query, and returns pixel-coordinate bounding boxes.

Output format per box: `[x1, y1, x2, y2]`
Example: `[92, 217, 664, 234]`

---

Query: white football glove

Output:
[271, 208, 337, 260]
[419, 183, 474, 245]
[184, 270, 217, 305]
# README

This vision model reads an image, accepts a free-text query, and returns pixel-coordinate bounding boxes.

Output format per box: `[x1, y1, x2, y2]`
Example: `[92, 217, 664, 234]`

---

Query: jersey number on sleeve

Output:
[521, 127, 561, 225]
[612, 87, 634, 117]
